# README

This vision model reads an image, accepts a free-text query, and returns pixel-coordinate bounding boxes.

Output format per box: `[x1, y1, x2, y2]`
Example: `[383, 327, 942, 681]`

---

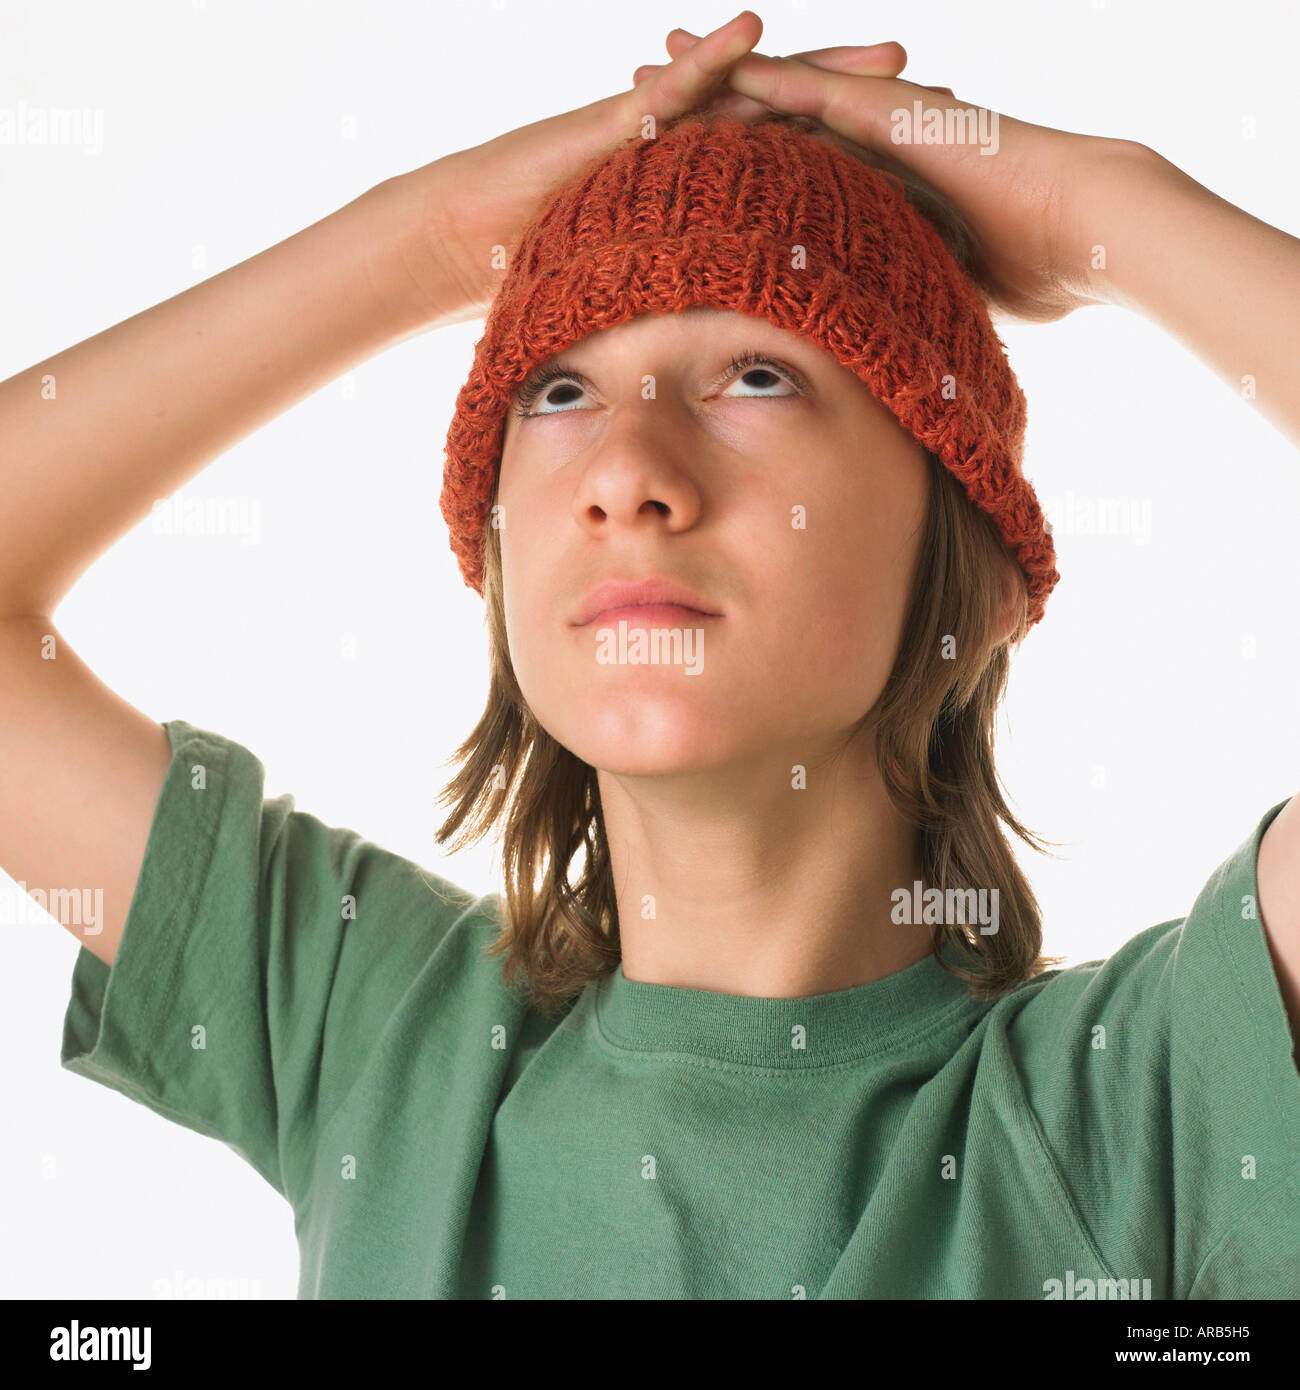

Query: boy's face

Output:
[495, 306, 928, 777]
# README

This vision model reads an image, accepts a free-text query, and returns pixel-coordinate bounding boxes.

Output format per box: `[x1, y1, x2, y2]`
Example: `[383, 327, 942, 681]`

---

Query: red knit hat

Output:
[441, 111, 1059, 629]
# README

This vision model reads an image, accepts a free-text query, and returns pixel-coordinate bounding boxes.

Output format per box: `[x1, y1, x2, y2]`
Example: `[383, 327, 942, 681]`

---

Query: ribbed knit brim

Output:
[441, 112, 1059, 629]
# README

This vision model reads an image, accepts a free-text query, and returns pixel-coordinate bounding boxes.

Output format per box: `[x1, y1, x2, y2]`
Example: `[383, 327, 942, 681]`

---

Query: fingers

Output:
[712, 51, 909, 152]
[667, 28, 907, 78]
[635, 47, 907, 84]
[627, 11, 764, 122]
[634, 36, 908, 125]
[817, 42, 908, 75]
[631, 60, 765, 121]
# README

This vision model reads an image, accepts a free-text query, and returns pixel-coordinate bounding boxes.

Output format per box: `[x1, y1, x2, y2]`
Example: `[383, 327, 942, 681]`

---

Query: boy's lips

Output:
[586, 603, 722, 628]
[573, 576, 722, 627]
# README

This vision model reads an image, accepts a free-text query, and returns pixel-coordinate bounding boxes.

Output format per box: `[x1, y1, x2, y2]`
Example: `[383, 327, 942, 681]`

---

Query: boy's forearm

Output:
[1092, 148, 1300, 447]
[0, 172, 450, 618]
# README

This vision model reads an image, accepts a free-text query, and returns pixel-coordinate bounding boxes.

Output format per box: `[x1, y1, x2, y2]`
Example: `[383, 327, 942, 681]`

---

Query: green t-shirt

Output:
[60, 720, 1300, 1299]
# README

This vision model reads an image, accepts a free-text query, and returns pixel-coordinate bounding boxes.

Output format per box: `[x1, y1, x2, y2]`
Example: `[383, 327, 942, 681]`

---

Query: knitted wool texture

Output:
[441, 112, 1060, 629]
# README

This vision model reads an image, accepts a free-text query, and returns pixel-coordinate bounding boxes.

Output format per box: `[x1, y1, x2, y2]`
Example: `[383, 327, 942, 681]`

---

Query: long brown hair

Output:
[434, 122, 1063, 1016]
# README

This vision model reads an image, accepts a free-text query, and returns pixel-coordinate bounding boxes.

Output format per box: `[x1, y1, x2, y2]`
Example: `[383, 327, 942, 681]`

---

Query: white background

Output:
[2, 0, 1297, 1299]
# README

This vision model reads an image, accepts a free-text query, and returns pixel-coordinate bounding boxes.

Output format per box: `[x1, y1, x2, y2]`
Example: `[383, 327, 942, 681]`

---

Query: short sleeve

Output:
[60, 718, 487, 1205]
[998, 797, 1300, 1298]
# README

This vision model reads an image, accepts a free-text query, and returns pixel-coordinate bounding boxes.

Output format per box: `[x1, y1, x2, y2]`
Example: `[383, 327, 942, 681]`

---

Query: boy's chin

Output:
[556, 706, 739, 777]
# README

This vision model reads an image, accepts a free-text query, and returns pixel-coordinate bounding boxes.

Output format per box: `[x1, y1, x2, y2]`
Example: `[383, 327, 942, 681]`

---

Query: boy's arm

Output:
[1257, 798, 1300, 1063]
[0, 174, 448, 619]
[1089, 157, 1300, 1051]
[0, 170, 455, 970]
[1089, 148, 1300, 448]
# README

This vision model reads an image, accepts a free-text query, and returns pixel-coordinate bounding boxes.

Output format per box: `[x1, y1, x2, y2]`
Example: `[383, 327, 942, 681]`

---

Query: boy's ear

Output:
[994, 555, 1025, 648]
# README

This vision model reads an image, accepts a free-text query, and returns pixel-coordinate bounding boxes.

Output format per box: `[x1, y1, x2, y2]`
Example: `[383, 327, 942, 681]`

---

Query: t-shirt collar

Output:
[591, 941, 983, 1069]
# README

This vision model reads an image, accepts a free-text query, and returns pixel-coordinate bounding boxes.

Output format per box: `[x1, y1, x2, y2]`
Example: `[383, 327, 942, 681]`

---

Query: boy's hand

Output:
[659, 25, 1156, 324]
[388, 13, 767, 326]
[385, 15, 910, 328]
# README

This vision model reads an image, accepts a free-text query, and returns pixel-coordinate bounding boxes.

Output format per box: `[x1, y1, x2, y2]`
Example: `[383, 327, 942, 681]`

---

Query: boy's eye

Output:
[511, 354, 803, 419]
[719, 362, 799, 399]
[513, 378, 589, 417]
